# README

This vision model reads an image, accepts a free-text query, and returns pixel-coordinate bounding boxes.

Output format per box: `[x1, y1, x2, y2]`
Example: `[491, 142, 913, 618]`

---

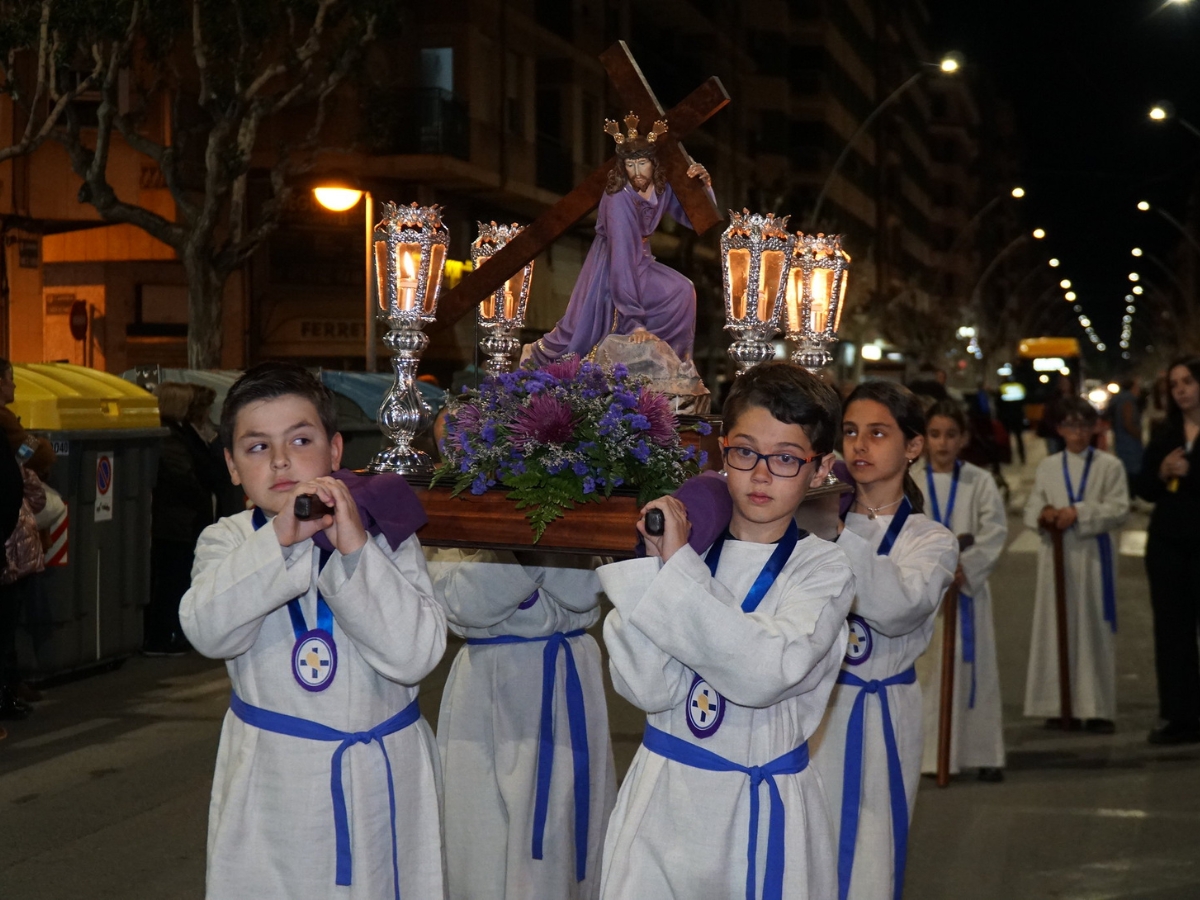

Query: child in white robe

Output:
[600, 361, 856, 900]
[1023, 397, 1129, 730]
[427, 547, 617, 900]
[915, 400, 1009, 781]
[180, 363, 447, 900]
[810, 380, 957, 900]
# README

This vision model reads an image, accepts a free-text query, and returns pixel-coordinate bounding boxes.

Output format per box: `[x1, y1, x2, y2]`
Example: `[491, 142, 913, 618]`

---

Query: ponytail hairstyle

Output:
[844, 380, 927, 515]
[925, 398, 969, 434]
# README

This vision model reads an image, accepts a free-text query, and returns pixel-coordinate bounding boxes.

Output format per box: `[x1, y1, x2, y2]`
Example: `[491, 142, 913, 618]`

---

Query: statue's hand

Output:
[686, 163, 712, 188]
[628, 328, 658, 344]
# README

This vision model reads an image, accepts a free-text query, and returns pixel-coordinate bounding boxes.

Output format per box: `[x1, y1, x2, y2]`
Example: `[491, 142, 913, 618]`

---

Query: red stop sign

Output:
[69, 300, 88, 340]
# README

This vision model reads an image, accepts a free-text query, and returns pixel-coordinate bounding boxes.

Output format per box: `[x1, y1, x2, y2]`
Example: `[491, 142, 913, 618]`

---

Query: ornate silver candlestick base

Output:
[370, 323, 434, 475]
[481, 327, 521, 377]
[791, 338, 834, 372]
[728, 325, 778, 375]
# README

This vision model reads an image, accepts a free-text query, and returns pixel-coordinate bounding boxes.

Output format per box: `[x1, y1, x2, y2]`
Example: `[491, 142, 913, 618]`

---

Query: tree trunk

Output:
[183, 248, 227, 369]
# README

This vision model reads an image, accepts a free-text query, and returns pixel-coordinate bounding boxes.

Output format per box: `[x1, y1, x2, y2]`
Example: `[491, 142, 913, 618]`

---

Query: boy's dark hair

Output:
[926, 398, 969, 433]
[1057, 396, 1099, 426]
[219, 362, 338, 448]
[844, 380, 928, 514]
[721, 361, 841, 454]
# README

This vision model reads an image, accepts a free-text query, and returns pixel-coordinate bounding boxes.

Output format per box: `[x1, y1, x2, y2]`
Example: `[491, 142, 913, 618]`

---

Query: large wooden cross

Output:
[433, 41, 729, 331]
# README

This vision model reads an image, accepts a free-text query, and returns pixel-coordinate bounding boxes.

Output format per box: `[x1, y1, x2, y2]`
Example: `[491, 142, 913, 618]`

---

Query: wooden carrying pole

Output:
[1050, 526, 1074, 728]
[936, 585, 959, 788]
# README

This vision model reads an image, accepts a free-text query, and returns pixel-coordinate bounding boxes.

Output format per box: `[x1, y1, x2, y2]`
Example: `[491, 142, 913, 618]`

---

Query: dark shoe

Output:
[1085, 718, 1116, 735]
[0, 694, 32, 721]
[143, 634, 189, 658]
[14, 682, 42, 703]
[1147, 723, 1200, 745]
[978, 767, 1005, 783]
[1044, 717, 1082, 730]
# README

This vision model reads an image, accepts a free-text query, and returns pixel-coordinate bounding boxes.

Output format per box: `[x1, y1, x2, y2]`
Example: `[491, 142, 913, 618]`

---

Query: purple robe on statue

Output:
[531, 182, 709, 365]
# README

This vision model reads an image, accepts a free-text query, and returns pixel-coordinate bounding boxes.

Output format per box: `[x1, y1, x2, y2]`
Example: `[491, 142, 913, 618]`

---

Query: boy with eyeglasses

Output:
[1024, 396, 1129, 732]
[597, 361, 855, 900]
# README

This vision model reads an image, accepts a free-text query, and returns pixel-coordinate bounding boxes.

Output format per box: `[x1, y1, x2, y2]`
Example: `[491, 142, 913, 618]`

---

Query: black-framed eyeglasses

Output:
[722, 445, 821, 478]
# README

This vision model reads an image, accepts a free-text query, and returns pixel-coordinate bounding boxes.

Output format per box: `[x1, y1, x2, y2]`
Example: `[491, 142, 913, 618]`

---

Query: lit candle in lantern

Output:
[397, 249, 418, 311]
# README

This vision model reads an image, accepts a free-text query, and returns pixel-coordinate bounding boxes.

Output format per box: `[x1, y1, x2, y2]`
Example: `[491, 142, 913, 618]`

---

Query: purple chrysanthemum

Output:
[635, 391, 678, 445]
[541, 357, 583, 382]
[511, 393, 577, 448]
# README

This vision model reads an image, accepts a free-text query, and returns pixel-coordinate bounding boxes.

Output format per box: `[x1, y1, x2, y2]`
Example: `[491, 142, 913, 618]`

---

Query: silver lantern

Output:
[784, 233, 851, 372]
[471, 222, 533, 376]
[369, 201, 448, 475]
[720, 210, 796, 375]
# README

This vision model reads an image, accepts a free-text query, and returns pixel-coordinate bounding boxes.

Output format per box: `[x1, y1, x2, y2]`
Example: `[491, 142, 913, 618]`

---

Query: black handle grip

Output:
[645, 508, 665, 536]
[294, 494, 335, 521]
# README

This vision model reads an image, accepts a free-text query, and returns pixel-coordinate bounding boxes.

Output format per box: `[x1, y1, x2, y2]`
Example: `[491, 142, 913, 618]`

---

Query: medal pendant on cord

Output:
[288, 589, 338, 693]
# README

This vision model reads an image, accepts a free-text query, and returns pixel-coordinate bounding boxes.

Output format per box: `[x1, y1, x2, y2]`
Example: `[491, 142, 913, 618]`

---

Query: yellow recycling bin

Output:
[11, 364, 167, 675]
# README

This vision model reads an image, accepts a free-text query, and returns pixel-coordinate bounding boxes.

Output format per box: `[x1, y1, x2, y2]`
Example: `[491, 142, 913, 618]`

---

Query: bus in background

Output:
[1000, 337, 1083, 437]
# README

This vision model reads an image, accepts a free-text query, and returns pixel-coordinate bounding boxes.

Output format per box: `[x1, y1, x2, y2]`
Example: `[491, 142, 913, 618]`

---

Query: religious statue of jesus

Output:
[524, 113, 714, 367]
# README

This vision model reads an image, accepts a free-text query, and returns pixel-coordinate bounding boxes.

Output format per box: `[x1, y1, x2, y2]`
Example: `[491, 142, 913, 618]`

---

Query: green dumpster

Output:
[11, 363, 166, 676]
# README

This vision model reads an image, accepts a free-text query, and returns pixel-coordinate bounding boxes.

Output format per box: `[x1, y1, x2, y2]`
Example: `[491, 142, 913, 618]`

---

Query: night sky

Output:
[929, 0, 1200, 364]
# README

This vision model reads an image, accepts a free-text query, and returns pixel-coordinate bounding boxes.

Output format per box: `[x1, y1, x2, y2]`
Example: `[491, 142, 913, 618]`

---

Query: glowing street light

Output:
[1131, 247, 1143, 257]
[1132, 285, 1145, 295]
[1049, 258, 1061, 267]
[1060, 279, 1072, 289]
[1138, 200, 1151, 211]
[1032, 228, 1046, 239]
[1011, 186, 1026, 198]
[1129, 272, 1140, 282]
[1148, 100, 1200, 140]
[940, 52, 964, 73]
[314, 176, 376, 367]
[1065, 291, 1077, 301]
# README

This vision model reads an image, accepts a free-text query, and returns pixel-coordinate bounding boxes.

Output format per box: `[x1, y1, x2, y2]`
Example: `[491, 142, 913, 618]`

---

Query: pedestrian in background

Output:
[1138, 356, 1200, 745]
[144, 382, 215, 655]
[1109, 377, 1143, 492]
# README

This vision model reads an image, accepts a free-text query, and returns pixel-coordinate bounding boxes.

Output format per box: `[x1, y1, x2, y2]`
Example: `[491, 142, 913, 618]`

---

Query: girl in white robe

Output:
[600, 362, 856, 900]
[914, 401, 1009, 780]
[811, 381, 957, 900]
[427, 548, 617, 900]
[1022, 400, 1130, 726]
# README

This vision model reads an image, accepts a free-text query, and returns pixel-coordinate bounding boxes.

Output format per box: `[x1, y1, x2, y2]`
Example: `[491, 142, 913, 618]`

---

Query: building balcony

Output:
[363, 87, 470, 160]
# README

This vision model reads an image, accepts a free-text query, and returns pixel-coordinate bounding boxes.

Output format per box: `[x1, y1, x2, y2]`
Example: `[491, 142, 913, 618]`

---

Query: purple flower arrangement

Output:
[433, 357, 709, 539]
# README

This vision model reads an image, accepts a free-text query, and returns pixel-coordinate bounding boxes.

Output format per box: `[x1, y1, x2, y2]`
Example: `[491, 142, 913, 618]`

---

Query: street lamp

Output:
[314, 177, 377, 369]
[1148, 101, 1200, 140]
[1132, 247, 1143, 257]
[1049, 258, 1061, 267]
[1060, 279, 1072, 289]
[808, 51, 963, 228]
[970, 228, 1045, 305]
[1136, 200, 1200, 257]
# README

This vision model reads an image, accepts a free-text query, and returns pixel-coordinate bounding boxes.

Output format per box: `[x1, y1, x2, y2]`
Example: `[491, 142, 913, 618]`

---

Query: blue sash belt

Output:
[834, 666, 917, 900]
[1097, 533, 1117, 633]
[960, 594, 977, 709]
[465, 628, 590, 881]
[229, 692, 420, 900]
[642, 723, 810, 900]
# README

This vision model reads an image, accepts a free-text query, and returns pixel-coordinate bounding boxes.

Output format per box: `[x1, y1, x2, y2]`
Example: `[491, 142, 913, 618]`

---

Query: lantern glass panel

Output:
[833, 270, 849, 330]
[727, 247, 751, 319]
[425, 244, 447, 315]
[759, 249, 785, 321]
[785, 268, 804, 333]
[503, 272, 525, 320]
[810, 267, 833, 332]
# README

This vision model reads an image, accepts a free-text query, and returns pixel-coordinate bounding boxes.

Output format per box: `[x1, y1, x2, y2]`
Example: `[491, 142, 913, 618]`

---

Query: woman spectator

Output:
[1, 459, 45, 720]
[1138, 357, 1200, 745]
